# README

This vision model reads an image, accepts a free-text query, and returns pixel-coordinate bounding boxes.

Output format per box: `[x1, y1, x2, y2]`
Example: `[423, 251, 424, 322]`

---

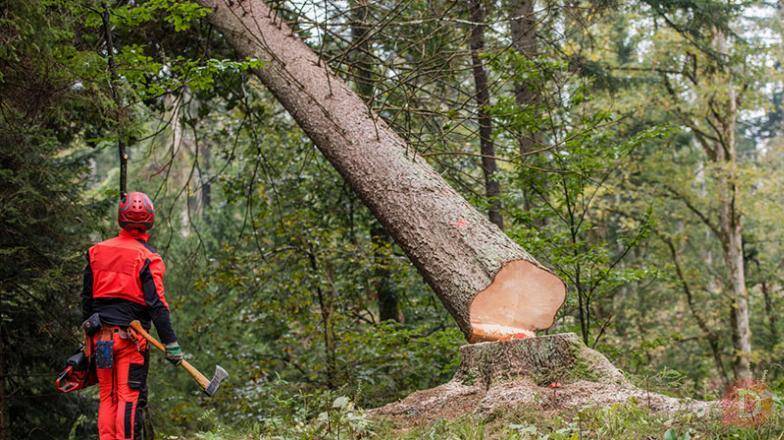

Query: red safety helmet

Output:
[118, 192, 155, 231]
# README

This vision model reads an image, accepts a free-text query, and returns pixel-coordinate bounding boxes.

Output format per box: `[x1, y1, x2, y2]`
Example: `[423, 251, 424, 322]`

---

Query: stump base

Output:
[370, 333, 712, 427]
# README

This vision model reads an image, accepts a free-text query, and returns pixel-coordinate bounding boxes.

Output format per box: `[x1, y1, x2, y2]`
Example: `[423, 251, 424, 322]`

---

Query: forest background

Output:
[1, 0, 783, 438]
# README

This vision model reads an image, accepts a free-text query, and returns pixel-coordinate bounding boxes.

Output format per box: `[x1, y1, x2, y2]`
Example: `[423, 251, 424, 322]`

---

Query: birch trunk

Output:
[199, 0, 566, 341]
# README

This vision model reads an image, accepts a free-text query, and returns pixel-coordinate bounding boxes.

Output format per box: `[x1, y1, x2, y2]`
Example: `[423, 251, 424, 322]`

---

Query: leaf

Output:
[332, 396, 350, 409]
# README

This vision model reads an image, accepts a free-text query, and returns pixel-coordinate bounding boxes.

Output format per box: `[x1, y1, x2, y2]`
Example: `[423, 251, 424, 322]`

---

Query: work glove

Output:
[165, 342, 183, 366]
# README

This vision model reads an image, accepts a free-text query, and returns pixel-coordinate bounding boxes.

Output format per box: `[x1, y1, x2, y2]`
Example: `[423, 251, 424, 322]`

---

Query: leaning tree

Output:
[198, 0, 566, 342]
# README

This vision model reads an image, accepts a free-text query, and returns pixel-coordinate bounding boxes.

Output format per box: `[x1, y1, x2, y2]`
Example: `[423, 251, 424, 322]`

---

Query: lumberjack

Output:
[81, 192, 183, 439]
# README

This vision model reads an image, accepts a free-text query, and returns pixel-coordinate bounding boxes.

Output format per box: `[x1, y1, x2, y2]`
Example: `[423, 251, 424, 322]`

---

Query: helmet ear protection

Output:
[118, 192, 155, 231]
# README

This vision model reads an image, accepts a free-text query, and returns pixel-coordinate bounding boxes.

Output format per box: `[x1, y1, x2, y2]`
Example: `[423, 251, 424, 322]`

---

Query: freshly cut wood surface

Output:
[200, 0, 566, 340]
[469, 260, 566, 342]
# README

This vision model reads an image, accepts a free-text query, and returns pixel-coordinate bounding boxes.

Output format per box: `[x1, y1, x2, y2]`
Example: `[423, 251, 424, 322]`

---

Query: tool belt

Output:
[56, 313, 150, 393]
[94, 324, 147, 369]
[95, 325, 132, 340]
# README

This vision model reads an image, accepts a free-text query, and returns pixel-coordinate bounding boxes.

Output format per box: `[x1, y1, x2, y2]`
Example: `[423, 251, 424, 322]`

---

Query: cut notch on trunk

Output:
[469, 260, 566, 343]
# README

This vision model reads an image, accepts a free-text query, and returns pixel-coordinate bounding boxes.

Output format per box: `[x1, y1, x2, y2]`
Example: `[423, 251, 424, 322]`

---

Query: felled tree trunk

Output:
[349, 0, 401, 322]
[200, 0, 566, 341]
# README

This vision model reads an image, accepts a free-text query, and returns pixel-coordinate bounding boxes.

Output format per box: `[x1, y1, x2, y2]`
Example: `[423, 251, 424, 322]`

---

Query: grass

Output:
[170, 397, 784, 440]
[376, 402, 784, 440]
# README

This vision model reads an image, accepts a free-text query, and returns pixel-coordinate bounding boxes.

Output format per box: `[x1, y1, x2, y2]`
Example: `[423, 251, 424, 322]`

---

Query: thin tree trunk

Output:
[371, 224, 401, 321]
[308, 250, 337, 388]
[468, 0, 504, 230]
[509, 0, 540, 212]
[662, 235, 729, 384]
[101, 1, 127, 197]
[350, 0, 400, 322]
[199, 133, 212, 214]
[717, 168, 752, 382]
[716, 39, 751, 381]
[201, 0, 566, 341]
[720, 182, 752, 381]
[166, 92, 197, 236]
[706, 28, 752, 381]
[761, 281, 778, 343]
[719, 168, 751, 381]
[349, 0, 373, 101]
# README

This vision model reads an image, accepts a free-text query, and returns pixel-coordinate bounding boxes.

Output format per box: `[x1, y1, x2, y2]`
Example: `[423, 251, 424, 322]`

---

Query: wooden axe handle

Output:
[129, 321, 210, 391]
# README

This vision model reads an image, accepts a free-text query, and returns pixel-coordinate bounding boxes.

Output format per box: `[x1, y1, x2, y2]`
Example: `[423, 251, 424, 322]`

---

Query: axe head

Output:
[204, 365, 228, 397]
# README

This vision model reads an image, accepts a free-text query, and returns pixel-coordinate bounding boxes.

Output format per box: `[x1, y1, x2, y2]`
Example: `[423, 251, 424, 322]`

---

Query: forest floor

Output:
[371, 403, 784, 440]
[179, 334, 784, 439]
[183, 401, 784, 440]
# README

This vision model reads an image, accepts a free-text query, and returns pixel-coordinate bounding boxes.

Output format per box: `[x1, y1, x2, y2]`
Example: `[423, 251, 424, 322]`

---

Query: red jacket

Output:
[82, 229, 177, 344]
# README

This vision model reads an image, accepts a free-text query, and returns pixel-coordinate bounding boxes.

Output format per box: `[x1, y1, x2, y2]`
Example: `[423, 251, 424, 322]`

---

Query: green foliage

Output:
[111, 0, 209, 32]
[0, 0, 108, 436]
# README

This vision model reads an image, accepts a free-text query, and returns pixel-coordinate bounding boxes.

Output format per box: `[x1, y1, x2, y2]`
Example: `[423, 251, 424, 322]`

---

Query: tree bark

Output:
[509, 0, 540, 212]
[468, 0, 504, 230]
[761, 281, 778, 344]
[200, 0, 566, 341]
[453, 333, 628, 388]
[101, 1, 127, 197]
[308, 250, 337, 388]
[713, 29, 751, 381]
[350, 0, 401, 322]
[199, 130, 212, 214]
[371, 224, 401, 322]
[720, 176, 752, 381]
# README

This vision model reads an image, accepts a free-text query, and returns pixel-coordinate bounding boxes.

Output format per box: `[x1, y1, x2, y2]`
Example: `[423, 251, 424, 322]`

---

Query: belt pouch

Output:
[82, 313, 102, 336]
[95, 339, 114, 369]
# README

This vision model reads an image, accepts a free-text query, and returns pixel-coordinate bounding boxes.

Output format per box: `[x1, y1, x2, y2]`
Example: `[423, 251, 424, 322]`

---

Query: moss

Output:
[566, 347, 602, 383]
[460, 369, 478, 386]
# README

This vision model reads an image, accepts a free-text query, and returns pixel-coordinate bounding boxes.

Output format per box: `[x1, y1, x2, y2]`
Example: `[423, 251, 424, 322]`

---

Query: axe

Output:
[129, 321, 228, 396]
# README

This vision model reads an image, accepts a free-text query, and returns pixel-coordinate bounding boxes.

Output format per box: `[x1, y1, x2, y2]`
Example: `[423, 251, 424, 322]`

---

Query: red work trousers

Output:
[93, 327, 149, 440]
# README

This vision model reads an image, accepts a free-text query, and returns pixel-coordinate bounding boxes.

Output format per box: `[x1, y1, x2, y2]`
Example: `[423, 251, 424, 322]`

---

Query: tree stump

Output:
[370, 334, 712, 426]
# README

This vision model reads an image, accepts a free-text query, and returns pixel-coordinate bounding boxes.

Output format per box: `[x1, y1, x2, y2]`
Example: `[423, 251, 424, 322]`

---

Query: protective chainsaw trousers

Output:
[94, 326, 149, 440]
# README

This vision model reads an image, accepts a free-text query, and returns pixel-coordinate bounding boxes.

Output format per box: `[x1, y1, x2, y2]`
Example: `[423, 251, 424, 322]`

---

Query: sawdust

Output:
[372, 381, 485, 426]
